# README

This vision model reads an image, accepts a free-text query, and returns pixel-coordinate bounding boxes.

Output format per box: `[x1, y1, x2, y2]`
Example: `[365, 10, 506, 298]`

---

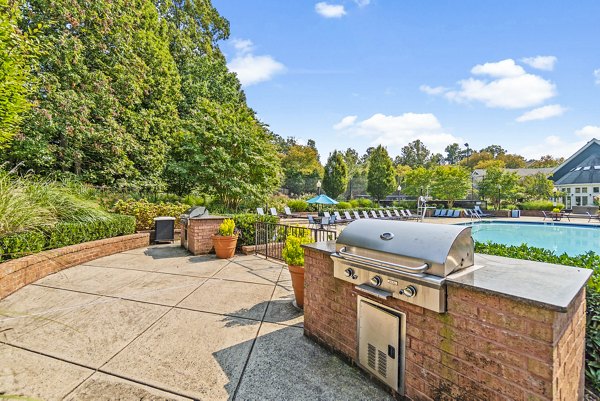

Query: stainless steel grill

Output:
[331, 219, 474, 312]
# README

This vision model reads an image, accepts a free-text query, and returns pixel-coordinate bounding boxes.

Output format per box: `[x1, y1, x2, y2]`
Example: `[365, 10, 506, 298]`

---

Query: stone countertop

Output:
[447, 253, 592, 312]
[303, 241, 592, 313]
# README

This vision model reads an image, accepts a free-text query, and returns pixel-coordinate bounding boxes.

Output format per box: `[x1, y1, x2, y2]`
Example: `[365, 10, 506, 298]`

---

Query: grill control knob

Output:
[403, 285, 417, 298]
[344, 268, 355, 278]
[370, 276, 383, 287]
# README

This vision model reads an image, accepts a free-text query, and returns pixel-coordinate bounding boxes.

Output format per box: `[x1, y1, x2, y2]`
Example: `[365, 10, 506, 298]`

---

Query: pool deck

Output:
[0, 246, 394, 401]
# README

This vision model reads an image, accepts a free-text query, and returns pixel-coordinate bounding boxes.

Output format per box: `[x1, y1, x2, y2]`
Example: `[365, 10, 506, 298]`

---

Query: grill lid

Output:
[335, 219, 473, 277]
[182, 206, 209, 219]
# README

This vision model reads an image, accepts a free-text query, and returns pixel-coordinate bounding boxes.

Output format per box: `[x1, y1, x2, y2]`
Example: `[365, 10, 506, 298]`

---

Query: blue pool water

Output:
[467, 222, 600, 256]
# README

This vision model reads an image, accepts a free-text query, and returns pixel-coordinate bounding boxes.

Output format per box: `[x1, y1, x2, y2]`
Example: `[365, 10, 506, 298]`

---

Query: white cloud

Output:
[521, 56, 557, 71]
[471, 59, 526, 78]
[333, 115, 357, 130]
[231, 38, 253, 54]
[426, 58, 557, 109]
[333, 112, 461, 153]
[595, 69, 600, 85]
[315, 2, 346, 18]
[419, 85, 448, 95]
[575, 125, 600, 140]
[354, 0, 370, 7]
[520, 126, 600, 159]
[227, 38, 285, 86]
[516, 104, 566, 122]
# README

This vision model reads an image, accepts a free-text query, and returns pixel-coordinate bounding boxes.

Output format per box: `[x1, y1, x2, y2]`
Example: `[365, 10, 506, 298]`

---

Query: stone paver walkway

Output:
[0, 245, 393, 401]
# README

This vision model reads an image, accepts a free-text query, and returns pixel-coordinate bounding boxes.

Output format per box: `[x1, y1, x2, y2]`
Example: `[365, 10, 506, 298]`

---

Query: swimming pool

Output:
[466, 221, 600, 256]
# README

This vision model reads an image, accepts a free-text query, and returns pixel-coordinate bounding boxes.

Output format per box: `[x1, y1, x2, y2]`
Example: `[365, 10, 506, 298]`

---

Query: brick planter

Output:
[0, 233, 150, 300]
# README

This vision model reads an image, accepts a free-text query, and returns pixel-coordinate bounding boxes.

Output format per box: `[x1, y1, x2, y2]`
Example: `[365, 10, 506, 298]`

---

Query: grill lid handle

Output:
[337, 247, 429, 275]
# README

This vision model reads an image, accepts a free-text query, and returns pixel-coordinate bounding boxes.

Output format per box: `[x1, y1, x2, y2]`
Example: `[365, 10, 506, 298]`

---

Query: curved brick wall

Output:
[0, 233, 150, 300]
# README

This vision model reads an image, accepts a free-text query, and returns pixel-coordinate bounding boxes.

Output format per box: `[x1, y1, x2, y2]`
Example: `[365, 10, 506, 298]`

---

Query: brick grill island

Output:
[181, 216, 226, 255]
[303, 239, 591, 400]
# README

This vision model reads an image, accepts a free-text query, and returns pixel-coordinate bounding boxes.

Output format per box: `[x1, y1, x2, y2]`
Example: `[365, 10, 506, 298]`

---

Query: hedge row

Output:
[112, 199, 188, 231]
[232, 214, 278, 247]
[0, 214, 136, 262]
[474, 241, 600, 391]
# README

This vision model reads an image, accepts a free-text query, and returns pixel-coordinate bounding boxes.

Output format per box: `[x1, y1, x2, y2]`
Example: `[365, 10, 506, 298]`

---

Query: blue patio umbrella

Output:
[306, 194, 339, 205]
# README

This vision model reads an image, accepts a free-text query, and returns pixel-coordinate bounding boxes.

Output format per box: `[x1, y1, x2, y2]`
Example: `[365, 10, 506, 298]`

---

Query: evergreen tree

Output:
[367, 145, 396, 204]
[322, 150, 348, 199]
[0, 0, 37, 149]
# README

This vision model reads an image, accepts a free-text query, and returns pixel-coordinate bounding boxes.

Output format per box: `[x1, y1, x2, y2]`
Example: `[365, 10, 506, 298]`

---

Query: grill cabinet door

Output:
[358, 300, 400, 391]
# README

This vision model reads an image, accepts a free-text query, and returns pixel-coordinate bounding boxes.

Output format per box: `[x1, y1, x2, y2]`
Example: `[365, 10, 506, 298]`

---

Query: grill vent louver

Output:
[378, 349, 387, 376]
[368, 343, 376, 369]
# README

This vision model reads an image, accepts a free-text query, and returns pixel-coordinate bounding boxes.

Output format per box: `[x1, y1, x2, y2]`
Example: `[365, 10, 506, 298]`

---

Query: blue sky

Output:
[213, 0, 600, 162]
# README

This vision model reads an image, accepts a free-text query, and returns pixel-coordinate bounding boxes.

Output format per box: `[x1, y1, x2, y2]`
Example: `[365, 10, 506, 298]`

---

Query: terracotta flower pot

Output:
[288, 264, 305, 308]
[212, 235, 238, 259]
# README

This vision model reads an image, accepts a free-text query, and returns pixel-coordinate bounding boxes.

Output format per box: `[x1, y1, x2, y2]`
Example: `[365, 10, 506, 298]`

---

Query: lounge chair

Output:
[334, 211, 350, 223]
[474, 206, 492, 217]
[404, 209, 420, 221]
[370, 210, 379, 219]
[452, 210, 461, 218]
[362, 211, 370, 219]
[257, 208, 265, 216]
[307, 215, 318, 229]
[344, 211, 354, 221]
[378, 210, 388, 219]
[284, 207, 300, 218]
[385, 210, 398, 220]
[353, 211, 361, 220]
[323, 211, 331, 218]
[269, 207, 279, 217]
[433, 209, 442, 217]
[393, 209, 403, 219]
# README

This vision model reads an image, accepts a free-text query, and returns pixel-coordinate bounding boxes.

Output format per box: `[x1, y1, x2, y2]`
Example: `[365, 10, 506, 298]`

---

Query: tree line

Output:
[280, 139, 563, 207]
[0, 0, 280, 210]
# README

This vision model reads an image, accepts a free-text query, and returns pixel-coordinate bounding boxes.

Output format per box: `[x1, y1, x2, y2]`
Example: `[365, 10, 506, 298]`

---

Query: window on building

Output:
[567, 188, 571, 193]
[582, 196, 588, 206]
[582, 187, 588, 193]
[575, 187, 581, 193]
[594, 187, 599, 193]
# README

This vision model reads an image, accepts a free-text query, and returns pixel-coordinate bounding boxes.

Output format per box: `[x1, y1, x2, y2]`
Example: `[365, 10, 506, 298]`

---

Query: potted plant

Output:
[212, 219, 238, 259]
[282, 234, 313, 308]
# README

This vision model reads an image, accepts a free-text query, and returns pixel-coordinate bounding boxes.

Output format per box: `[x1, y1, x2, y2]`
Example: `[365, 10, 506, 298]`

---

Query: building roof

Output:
[552, 138, 600, 183]
[554, 151, 600, 185]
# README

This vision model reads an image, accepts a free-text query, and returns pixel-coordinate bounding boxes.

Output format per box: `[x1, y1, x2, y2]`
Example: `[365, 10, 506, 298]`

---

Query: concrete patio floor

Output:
[0, 245, 394, 401]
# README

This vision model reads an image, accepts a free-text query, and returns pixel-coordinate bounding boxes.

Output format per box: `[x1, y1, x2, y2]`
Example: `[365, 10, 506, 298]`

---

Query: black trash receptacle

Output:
[154, 217, 176, 243]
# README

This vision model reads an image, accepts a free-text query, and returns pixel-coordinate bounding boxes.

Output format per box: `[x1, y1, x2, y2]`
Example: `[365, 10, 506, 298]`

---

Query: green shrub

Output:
[287, 199, 308, 212]
[112, 199, 188, 231]
[0, 231, 46, 261]
[336, 201, 352, 210]
[357, 198, 373, 207]
[218, 219, 236, 236]
[349, 199, 360, 208]
[519, 200, 564, 211]
[395, 200, 417, 209]
[182, 194, 206, 206]
[282, 234, 314, 266]
[0, 214, 135, 262]
[474, 241, 600, 390]
[232, 213, 278, 246]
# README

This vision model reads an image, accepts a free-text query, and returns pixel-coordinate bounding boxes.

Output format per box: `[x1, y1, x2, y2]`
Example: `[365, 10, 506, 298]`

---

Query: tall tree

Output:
[396, 139, 431, 168]
[280, 143, 323, 195]
[498, 153, 527, 168]
[0, 0, 37, 149]
[529, 155, 565, 168]
[403, 167, 434, 197]
[7, 0, 181, 189]
[480, 145, 507, 158]
[521, 172, 554, 200]
[367, 145, 396, 203]
[430, 165, 470, 207]
[444, 143, 466, 165]
[478, 166, 521, 209]
[322, 150, 348, 199]
[343, 148, 364, 199]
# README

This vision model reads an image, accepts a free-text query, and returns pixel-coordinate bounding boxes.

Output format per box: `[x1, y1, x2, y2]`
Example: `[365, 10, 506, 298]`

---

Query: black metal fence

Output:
[254, 222, 337, 261]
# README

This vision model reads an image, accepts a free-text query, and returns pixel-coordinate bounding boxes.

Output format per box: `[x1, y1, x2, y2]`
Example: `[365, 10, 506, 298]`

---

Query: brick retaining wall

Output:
[303, 247, 586, 400]
[0, 233, 150, 300]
